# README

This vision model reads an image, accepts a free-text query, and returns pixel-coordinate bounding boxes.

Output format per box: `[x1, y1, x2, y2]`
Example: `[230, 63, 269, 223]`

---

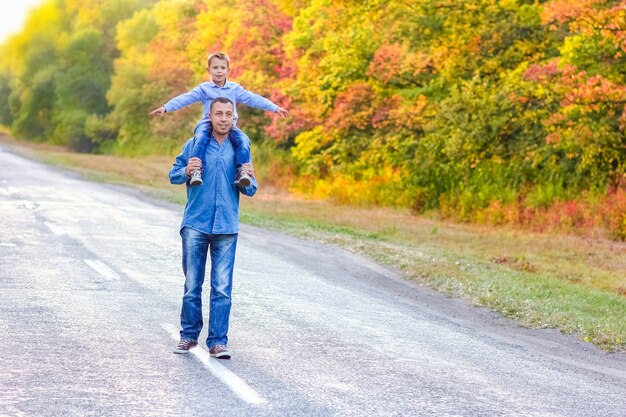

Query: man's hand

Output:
[185, 157, 202, 177]
[275, 107, 289, 118]
[149, 106, 166, 117]
[241, 162, 255, 178]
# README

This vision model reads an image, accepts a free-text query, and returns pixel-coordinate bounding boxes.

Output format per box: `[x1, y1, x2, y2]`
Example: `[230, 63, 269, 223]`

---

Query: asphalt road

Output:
[0, 145, 625, 417]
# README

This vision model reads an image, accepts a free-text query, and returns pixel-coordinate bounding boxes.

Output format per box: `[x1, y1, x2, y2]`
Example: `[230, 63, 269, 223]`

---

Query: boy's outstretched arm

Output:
[149, 86, 208, 116]
[275, 107, 289, 117]
[235, 85, 289, 117]
[149, 106, 167, 117]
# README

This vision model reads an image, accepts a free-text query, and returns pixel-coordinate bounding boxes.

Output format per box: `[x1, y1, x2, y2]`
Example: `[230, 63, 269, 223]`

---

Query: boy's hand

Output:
[275, 107, 289, 118]
[185, 157, 202, 177]
[149, 106, 166, 117]
[241, 163, 255, 178]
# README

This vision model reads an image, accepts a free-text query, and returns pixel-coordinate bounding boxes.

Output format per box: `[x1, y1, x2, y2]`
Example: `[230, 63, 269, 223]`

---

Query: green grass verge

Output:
[238, 209, 625, 350]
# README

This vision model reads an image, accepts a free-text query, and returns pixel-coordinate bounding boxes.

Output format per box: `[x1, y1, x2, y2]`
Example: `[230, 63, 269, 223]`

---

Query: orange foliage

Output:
[324, 83, 377, 133]
[543, 0, 626, 53]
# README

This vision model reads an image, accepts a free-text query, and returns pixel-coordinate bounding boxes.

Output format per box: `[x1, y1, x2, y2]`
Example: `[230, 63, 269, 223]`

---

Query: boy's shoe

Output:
[190, 170, 203, 186]
[234, 168, 251, 188]
[173, 338, 198, 354]
[209, 344, 231, 359]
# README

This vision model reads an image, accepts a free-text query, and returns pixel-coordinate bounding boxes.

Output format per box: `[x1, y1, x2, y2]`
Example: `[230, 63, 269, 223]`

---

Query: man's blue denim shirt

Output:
[162, 80, 278, 125]
[169, 135, 257, 235]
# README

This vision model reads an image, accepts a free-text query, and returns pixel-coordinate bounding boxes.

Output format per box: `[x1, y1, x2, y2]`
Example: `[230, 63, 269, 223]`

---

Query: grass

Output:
[2, 134, 625, 351]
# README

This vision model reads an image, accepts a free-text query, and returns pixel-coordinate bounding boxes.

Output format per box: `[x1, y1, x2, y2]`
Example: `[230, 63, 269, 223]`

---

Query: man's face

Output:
[211, 102, 234, 136]
[207, 58, 230, 86]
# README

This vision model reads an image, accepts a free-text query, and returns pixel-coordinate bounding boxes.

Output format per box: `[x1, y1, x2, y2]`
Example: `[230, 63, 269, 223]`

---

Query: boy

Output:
[150, 51, 288, 187]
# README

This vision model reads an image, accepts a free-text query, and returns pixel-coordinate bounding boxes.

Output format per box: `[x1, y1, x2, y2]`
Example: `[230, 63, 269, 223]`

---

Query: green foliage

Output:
[0, 74, 12, 125]
[55, 29, 109, 112]
[51, 108, 90, 150]
[12, 65, 57, 141]
[0, 0, 153, 151]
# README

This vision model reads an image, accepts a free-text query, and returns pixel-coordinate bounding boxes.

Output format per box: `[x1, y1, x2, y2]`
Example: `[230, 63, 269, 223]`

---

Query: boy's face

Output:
[207, 58, 230, 86]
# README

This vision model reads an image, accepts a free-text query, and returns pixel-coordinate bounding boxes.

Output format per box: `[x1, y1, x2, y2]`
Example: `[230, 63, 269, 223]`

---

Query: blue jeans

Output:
[179, 227, 238, 348]
[192, 118, 251, 168]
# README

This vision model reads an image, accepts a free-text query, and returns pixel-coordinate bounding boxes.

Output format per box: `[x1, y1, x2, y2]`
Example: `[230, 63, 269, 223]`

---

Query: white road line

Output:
[162, 323, 266, 405]
[22, 201, 37, 210]
[84, 259, 120, 280]
[44, 221, 65, 235]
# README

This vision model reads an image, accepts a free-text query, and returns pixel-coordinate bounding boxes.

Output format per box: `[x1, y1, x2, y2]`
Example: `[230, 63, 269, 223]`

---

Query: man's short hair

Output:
[210, 97, 234, 113]
[207, 52, 230, 68]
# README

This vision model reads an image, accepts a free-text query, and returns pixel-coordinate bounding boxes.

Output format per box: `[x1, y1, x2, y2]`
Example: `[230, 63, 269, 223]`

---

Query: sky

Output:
[0, 0, 45, 43]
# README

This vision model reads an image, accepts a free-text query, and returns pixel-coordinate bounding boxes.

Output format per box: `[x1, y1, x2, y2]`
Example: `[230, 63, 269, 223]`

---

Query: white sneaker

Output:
[234, 168, 251, 187]
[190, 170, 203, 186]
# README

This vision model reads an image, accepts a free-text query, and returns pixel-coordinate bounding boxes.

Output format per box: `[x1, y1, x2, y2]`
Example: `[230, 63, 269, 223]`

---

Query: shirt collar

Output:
[208, 80, 234, 89]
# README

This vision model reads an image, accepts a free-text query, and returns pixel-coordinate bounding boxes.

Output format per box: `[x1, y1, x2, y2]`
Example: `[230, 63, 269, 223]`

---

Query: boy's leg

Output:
[189, 119, 213, 186]
[229, 126, 251, 167]
[230, 126, 252, 187]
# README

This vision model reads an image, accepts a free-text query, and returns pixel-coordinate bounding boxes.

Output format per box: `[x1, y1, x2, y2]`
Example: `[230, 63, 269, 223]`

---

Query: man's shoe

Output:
[173, 338, 198, 354]
[190, 170, 203, 186]
[209, 344, 231, 359]
[234, 168, 251, 188]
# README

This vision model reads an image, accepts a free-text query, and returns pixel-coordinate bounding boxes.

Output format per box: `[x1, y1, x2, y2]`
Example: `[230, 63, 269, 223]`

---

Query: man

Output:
[169, 96, 257, 359]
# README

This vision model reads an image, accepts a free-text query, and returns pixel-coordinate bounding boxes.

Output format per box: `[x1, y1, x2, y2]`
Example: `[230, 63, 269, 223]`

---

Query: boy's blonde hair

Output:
[207, 52, 230, 68]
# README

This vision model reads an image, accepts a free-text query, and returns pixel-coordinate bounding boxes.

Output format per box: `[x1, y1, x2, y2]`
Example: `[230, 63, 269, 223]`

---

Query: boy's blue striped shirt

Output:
[163, 80, 278, 125]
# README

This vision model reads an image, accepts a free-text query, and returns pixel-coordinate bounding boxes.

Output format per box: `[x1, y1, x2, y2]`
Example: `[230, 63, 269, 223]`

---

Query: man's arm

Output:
[235, 85, 289, 117]
[238, 162, 258, 197]
[239, 179, 258, 197]
[169, 140, 200, 184]
[151, 85, 208, 116]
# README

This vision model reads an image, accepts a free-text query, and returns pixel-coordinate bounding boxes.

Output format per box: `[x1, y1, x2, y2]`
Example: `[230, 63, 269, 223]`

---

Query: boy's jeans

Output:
[179, 227, 238, 348]
[192, 118, 251, 168]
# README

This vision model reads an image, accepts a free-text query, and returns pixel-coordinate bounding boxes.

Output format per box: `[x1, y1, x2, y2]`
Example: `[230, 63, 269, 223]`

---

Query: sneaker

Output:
[234, 168, 251, 188]
[190, 169, 203, 186]
[173, 338, 198, 354]
[209, 344, 231, 359]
